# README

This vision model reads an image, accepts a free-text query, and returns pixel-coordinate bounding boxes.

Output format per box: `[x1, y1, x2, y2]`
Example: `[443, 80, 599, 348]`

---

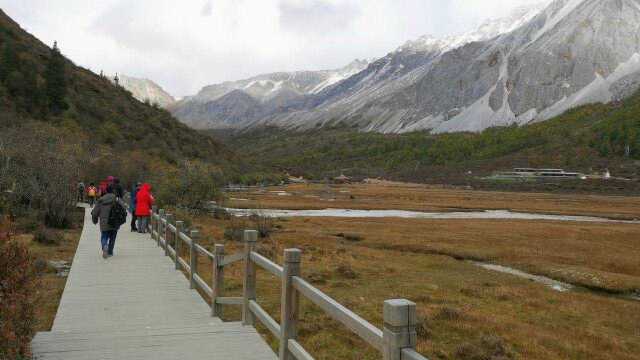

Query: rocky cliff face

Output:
[115, 75, 175, 108]
[171, 59, 370, 129]
[173, 0, 640, 134]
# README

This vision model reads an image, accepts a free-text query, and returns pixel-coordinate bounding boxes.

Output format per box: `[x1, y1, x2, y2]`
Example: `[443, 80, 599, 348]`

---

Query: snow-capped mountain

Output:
[399, 2, 548, 54]
[173, 0, 640, 134]
[114, 75, 175, 108]
[171, 59, 370, 129]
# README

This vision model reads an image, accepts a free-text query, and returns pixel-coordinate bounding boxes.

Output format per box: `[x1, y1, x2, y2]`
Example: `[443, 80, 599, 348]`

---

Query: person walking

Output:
[77, 182, 85, 203]
[112, 177, 124, 198]
[129, 183, 141, 232]
[135, 183, 154, 234]
[86, 183, 98, 207]
[98, 180, 108, 197]
[91, 185, 124, 259]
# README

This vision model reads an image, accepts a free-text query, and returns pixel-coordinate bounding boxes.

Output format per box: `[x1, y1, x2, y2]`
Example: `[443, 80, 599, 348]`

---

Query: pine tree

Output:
[0, 41, 19, 83]
[44, 41, 68, 115]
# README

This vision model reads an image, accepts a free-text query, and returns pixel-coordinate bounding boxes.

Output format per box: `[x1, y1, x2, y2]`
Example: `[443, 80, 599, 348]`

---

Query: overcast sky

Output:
[1, 0, 544, 97]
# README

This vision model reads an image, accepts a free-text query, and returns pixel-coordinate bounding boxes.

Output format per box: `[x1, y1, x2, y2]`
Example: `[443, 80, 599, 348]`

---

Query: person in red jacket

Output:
[135, 183, 154, 234]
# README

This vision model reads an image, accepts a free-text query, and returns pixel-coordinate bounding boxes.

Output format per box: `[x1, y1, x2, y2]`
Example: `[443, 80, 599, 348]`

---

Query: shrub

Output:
[335, 263, 358, 279]
[454, 335, 515, 360]
[435, 306, 463, 321]
[251, 213, 274, 238]
[335, 232, 363, 242]
[153, 160, 224, 212]
[0, 217, 37, 359]
[33, 227, 64, 245]
[0, 123, 81, 229]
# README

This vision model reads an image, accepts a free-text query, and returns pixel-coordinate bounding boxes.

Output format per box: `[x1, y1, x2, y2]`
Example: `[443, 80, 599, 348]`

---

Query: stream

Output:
[224, 208, 639, 224]
[470, 261, 639, 302]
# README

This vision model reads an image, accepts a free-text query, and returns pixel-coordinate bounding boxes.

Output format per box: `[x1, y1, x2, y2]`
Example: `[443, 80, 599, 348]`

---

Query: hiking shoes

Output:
[102, 246, 108, 259]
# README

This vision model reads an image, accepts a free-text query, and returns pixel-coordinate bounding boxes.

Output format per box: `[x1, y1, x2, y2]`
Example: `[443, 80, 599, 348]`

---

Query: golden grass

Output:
[184, 183, 640, 359]
[16, 226, 82, 333]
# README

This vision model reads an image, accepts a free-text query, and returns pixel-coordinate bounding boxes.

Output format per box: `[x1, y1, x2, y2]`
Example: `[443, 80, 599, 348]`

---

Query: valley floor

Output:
[184, 182, 640, 359]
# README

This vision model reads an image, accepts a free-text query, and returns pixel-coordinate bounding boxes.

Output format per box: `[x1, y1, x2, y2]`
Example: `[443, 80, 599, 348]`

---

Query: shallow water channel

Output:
[469, 261, 640, 302]
[224, 208, 639, 224]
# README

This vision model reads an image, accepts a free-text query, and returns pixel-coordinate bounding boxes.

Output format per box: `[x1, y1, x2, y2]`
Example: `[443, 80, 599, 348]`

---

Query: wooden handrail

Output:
[287, 340, 314, 360]
[145, 210, 428, 360]
[250, 251, 284, 278]
[291, 276, 383, 351]
[249, 300, 281, 339]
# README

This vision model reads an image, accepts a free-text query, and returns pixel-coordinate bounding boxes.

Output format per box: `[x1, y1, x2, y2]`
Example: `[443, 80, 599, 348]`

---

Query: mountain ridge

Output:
[114, 74, 176, 108]
[171, 0, 640, 135]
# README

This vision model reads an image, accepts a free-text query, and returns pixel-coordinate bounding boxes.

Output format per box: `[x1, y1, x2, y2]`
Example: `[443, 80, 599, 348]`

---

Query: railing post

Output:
[382, 299, 417, 360]
[242, 230, 258, 326]
[212, 244, 225, 317]
[164, 214, 174, 256]
[151, 206, 157, 240]
[174, 221, 184, 270]
[279, 248, 301, 360]
[189, 230, 200, 289]
[158, 209, 165, 247]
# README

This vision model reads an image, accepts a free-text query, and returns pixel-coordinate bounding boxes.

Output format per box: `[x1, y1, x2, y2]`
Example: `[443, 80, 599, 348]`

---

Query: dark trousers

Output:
[100, 230, 118, 255]
[131, 213, 138, 231]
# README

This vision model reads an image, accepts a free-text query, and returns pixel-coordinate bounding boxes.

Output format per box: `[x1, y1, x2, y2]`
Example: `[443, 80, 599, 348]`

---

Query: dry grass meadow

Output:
[183, 182, 640, 360]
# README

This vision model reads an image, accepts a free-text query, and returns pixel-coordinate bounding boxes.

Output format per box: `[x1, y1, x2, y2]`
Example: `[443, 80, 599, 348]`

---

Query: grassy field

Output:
[181, 182, 640, 359]
[16, 211, 84, 333]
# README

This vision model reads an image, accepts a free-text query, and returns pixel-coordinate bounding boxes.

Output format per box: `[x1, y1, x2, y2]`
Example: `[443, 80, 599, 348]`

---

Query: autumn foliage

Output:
[0, 216, 37, 360]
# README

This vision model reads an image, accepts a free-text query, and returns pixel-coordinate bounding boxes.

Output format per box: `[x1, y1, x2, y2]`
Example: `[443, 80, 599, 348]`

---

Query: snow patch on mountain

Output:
[529, 0, 588, 44]
[400, 2, 550, 54]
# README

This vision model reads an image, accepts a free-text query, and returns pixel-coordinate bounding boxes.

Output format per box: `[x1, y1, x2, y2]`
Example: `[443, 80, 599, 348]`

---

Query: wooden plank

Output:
[195, 243, 214, 260]
[243, 231, 258, 326]
[168, 245, 176, 260]
[280, 249, 301, 360]
[193, 273, 213, 298]
[250, 252, 283, 278]
[33, 208, 277, 360]
[179, 232, 192, 246]
[216, 297, 243, 305]
[221, 253, 245, 267]
[291, 276, 383, 351]
[212, 245, 225, 318]
[287, 340, 315, 360]
[249, 300, 281, 339]
[401, 349, 429, 360]
[178, 257, 191, 275]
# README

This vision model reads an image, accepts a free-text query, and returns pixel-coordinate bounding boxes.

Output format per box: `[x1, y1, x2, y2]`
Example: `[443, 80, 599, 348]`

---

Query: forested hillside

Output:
[220, 91, 640, 192]
[0, 9, 233, 168]
[0, 8, 268, 233]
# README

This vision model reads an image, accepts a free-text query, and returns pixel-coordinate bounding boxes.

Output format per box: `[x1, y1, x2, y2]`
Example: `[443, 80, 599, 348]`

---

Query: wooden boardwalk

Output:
[32, 207, 276, 360]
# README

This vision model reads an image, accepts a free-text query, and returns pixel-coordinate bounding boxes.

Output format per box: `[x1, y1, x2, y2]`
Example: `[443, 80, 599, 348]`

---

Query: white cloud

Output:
[0, 0, 550, 97]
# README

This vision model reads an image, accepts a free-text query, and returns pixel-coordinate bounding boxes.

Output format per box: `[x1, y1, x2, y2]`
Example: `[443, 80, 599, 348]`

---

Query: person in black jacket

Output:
[91, 185, 121, 259]
[112, 178, 125, 199]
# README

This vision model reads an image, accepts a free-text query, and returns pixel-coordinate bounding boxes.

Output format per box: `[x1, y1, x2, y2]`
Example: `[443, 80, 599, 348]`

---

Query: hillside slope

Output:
[219, 88, 640, 193]
[0, 9, 229, 167]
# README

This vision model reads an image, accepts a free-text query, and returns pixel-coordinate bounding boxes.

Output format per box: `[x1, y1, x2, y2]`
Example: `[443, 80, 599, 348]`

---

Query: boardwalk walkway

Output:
[32, 206, 276, 360]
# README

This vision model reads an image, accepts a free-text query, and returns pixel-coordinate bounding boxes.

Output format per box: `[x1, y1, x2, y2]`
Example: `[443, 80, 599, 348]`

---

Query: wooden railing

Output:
[148, 205, 429, 360]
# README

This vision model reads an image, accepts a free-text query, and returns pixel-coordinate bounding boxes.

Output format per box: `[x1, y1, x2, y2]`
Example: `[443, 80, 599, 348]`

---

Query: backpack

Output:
[108, 201, 127, 228]
[88, 187, 96, 197]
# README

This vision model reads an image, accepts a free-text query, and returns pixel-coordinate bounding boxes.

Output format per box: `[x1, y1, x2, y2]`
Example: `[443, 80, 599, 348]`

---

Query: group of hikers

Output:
[86, 176, 155, 259]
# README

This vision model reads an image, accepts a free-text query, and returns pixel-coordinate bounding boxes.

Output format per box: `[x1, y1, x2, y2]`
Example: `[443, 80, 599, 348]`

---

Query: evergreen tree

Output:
[45, 41, 68, 115]
[0, 41, 18, 83]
